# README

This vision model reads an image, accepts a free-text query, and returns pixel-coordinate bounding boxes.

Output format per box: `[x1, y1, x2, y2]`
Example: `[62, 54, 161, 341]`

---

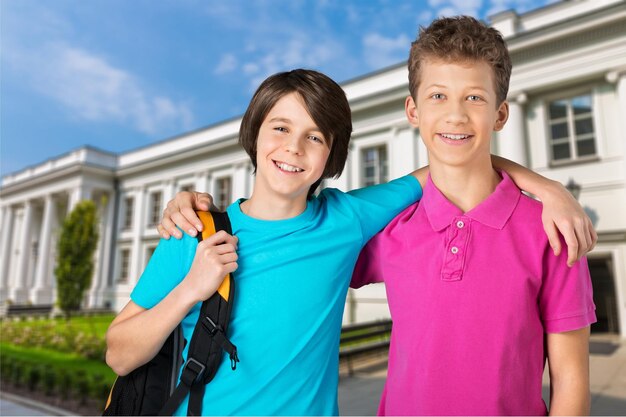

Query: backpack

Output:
[103, 210, 239, 416]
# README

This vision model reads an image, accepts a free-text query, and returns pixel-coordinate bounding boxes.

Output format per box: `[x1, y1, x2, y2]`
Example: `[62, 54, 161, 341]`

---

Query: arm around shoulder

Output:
[491, 155, 597, 265]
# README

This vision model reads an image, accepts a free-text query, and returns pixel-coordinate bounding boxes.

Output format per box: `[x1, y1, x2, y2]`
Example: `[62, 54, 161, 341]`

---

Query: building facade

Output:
[1, 0, 625, 336]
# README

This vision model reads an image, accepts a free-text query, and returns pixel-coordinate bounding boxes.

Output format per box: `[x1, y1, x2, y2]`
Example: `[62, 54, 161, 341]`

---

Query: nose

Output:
[446, 100, 469, 125]
[285, 134, 304, 154]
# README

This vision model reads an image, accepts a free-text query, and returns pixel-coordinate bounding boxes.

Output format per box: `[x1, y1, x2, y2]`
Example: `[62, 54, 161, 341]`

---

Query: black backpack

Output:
[103, 210, 239, 416]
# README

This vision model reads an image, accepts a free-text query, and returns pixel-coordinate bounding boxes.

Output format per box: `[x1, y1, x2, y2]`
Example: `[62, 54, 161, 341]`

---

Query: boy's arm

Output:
[105, 287, 198, 376]
[546, 327, 591, 416]
[158, 191, 215, 239]
[491, 155, 597, 266]
[106, 231, 238, 375]
[351, 233, 385, 288]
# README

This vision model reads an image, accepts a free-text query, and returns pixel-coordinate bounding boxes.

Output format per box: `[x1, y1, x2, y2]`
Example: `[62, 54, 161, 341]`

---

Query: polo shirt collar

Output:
[423, 171, 521, 231]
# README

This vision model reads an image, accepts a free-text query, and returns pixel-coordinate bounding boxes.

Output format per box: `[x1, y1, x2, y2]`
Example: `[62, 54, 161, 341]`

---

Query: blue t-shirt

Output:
[131, 175, 422, 416]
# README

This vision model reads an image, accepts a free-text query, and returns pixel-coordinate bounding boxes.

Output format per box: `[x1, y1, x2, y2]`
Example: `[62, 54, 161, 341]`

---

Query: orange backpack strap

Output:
[196, 211, 231, 301]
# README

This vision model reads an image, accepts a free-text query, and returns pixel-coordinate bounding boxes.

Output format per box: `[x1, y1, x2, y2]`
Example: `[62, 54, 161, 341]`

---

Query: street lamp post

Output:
[565, 178, 581, 200]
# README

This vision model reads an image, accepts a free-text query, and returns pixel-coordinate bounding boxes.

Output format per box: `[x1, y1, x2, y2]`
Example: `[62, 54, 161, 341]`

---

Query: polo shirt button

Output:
[456, 220, 464, 228]
[451, 246, 459, 254]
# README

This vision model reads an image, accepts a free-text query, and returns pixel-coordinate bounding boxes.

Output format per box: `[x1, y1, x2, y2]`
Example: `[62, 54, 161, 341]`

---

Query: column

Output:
[97, 191, 115, 291]
[195, 170, 209, 193]
[619, 74, 626, 183]
[232, 163, 249, 200]
[390, 126, 418, 178]
[607, 71, 626, 176]
[11, 201, 33, 302]
[0, 206, 15, 302]
[498, 93, 528, 166]
[162, 180, 175, 209]
[32, 195, 56, 303]
[86, 190, 114, 307]
[416, 130, 429, 169]
[130, 187, 146, 285]
[69, 183, 92, 212]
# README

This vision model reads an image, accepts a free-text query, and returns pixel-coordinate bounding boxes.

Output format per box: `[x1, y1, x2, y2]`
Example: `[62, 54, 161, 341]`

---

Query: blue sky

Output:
[0, 0, 555, 178]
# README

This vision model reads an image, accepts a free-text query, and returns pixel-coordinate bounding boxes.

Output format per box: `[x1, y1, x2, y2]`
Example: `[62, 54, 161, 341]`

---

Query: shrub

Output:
[76, 370, 90, 405]
[42, 366, 57, 396]
[55, 200, 100, 318]
[26, 365, 42, 391]
[12, 360, 25, 388]
[0, 316, 108, 360]
[58, 370, 73, 400]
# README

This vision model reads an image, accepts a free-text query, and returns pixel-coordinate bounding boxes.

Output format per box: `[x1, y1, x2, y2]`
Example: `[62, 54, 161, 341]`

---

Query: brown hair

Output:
[408, 16, 512, 105]
[239, 69, 352, 197]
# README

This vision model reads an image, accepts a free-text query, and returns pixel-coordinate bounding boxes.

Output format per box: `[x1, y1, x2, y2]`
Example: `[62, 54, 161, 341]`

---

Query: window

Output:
[146, 246, 156, 265]
[215, 177, 232, 210]
[148, 191, 162, 226]
[180, 184, 194, 193]
[361, 145, 388, 186]
[123, 197, 134, 229]
[119, 249, 131, 283]
[548, 94, 596, 163]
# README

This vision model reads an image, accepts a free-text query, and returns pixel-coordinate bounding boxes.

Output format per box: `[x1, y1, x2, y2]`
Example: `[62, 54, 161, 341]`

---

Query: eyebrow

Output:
[267, 117, 292, 124]
[267, 117, 323, 133]
[424, 84, 489, 93]
[424, 84, 448, 90]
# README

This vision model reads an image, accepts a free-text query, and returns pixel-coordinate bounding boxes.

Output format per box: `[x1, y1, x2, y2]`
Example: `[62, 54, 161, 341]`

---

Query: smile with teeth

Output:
[274, 160, 304, 173]
[440, 133, 472, 141]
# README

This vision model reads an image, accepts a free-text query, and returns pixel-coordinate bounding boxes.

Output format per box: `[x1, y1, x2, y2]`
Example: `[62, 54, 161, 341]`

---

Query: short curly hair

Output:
[408, 16, 512, 106]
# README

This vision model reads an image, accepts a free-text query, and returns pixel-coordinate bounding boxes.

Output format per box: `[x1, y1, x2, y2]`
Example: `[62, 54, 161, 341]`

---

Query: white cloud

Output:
[243, 63, 260, 75]
[485, 0, 554, 17]
[214, 53, 238, 74]
[5, 41, 194, 135]
[417, 10, 434, 25]
[362, 33, 411, 69]
[429, 0, 483, 17]
[245, 35, 345, 91]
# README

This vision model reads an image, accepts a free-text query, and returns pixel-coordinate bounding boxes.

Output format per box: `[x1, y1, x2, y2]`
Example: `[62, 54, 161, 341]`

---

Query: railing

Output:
[339, 319, 392, 375]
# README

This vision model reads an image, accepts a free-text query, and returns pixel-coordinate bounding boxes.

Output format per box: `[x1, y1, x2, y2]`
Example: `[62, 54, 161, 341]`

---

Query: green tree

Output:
[55, 200, 99, 318]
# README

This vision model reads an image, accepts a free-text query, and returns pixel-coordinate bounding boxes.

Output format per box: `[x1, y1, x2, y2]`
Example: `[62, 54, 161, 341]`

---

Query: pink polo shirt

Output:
[352, 172, 596, 416]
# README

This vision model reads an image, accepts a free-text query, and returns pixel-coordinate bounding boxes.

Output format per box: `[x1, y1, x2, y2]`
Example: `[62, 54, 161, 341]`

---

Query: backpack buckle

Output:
[181, 358, 206, 385]
[202, 316, 222, 336]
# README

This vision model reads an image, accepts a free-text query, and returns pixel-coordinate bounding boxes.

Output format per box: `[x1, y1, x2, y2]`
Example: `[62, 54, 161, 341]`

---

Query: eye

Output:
[309, 135, 324, 144]
[430, 93, 445, 100]
[274, 126, 288, 133]
[467, 95, 483, 102]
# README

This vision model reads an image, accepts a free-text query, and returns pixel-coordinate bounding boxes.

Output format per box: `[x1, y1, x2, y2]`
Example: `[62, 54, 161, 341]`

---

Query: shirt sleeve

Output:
[130, 233, 197, 309]
[539, 237, 597, 333]
[343, 175, 422, 246]
[351, 230, 386, 288]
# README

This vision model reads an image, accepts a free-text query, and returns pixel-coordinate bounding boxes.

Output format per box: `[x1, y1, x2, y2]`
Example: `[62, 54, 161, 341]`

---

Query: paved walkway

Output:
[0, 392, 72, 416]
[339, 334, 626, 416]
[2, 335, 625, 416]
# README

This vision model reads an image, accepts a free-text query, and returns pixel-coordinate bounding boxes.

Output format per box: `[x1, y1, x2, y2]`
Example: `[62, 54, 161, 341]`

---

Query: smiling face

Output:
[253, 92, 331, 204]
[406, 59, 509, 170]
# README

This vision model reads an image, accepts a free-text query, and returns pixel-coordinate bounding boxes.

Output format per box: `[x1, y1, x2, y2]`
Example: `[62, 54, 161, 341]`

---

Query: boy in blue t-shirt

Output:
[106, 69, 424, 415]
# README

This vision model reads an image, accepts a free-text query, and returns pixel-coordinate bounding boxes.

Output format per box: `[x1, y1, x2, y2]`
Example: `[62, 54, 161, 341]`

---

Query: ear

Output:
[405, 96, 419, 128]
[494, 100, 509, 132]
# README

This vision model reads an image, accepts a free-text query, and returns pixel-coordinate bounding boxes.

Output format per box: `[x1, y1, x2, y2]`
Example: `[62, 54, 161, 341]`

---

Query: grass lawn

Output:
[2, 314, 115, 335]
[0, 342, 116, 385]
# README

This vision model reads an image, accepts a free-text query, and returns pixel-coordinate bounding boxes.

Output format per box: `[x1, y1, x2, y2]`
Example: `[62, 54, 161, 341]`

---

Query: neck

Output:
[429, 159, 500, 213]
[240, 189, 308, 220]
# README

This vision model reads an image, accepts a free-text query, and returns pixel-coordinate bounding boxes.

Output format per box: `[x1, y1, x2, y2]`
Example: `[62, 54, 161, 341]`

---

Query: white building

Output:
[1, 0, 625, 336]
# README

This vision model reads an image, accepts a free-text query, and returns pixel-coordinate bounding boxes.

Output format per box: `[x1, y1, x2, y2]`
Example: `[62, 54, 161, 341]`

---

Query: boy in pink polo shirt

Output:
[352, 16, 596, 415]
